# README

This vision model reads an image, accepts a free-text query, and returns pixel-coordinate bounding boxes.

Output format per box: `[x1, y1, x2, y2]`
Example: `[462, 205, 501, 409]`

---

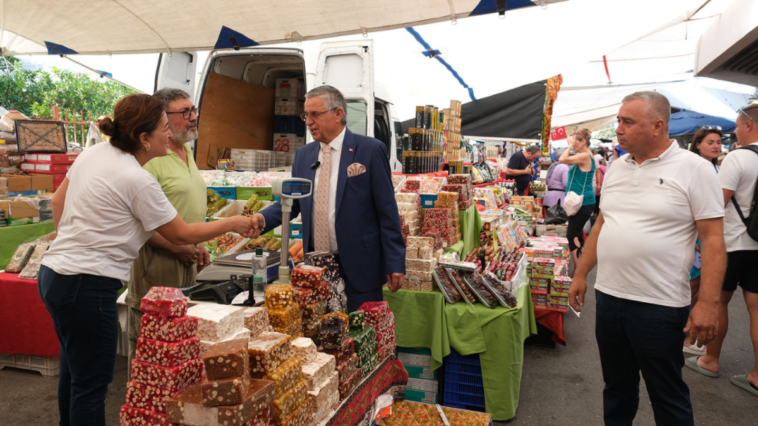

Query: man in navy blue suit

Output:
[251, 85, 405, 311]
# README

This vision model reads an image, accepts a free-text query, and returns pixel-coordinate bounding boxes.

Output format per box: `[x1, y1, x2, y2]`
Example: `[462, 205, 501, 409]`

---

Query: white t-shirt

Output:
[42, 142, 178, 282]
[719, 141, 758, 252]
[596, 142, 724, 307]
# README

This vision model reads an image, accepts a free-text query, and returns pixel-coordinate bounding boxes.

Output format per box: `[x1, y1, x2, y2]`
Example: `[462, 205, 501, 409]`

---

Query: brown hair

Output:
[574, 128, 592, 148]
[99, 94, 165, 154]
[689, 127, 722, 166]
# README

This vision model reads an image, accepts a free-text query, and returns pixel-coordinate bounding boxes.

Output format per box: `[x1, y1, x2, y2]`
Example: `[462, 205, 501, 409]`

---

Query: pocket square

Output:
[347, 163, 366, 177]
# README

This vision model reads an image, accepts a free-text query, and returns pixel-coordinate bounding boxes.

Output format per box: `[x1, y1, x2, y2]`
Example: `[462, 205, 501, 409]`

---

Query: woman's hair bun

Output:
[98, 116, 116, 137]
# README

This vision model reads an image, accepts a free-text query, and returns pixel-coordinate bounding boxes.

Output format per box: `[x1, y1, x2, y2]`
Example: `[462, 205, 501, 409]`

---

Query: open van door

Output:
[154, 51, 198, 101]
[314, 41, 374, 139]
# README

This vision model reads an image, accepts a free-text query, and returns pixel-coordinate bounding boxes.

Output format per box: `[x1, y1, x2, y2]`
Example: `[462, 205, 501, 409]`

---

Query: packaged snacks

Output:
[203, 339, 249, 381]
[18, 243, 49, 279]
[130, 358, 204, 393]
[243, 307, 269, 338]
[140, 315, 198, 343]
[290, 337, 317, 364]
[248, 332, 291, 375]
[265, 284, 293, 310]
[301, 352, 336, 390]
[266, 357, 303, 398]
[140, 287, 188, 318]
[201, 373, 251, 406]
[5, 243, 35, 273]
[357, 301, 389, 327]
[136, 337, 200, 368]
[405, 258, 437, 272]
[462, 272, 497, 308]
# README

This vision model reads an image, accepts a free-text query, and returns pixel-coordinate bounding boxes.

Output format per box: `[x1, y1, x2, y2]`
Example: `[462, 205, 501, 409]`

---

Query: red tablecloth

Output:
[0, 272, 59, 357]
[534, 310, 566, 346]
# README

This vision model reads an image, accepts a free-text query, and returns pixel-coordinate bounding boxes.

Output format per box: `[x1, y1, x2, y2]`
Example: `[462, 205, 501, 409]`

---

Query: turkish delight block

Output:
[243, 307, 269, 338]
[276, 395, 314, 426]
[313, 389, 339, 424]
[202, 373, 251, 407]
[265, 284, 293, 309]
[321, 311, 349, 333]
[247, 408, 270, 426]
[301, 352, 336, 391]
[268, 303, 300, 329]
[203, 338, 249, 381]
[338, 369, 362, 400]
[406, 236, 434, 249]
[304, 251, 339, 278]
[294, 282, 329, 307]
[125, 381, 177, 414]
[266, 357, 303, 398]
[378, 343, 395, 361]
[349, 325, 376, 352]
[360, 362, 373, 378]
[290, 337, 317, 364]
[119, 404, 174, 426]
[274, 320, 302, 337]
[307, 371, 338, 418]
[447, 173, 472, 186]
[348, 312, 364, 332]
[424, 208, 452, 219]
[290, 264, 325, 288]
[130, 358, 204, 393]
[406, 258, 437, 272]
[140, 314, 198, 343]
[418, 247, 433, 259]
[248, 331, 291, 375]
[200, 327, 251, 358]
[303, 320, 320, 338]
[136, 337, 200, 368]
[336, 352, 358, 384]
[302, 301, 327, 323]
[271, 379, 308, 423]
[140, 287, 188, 318]
[322, 337, 354, 363]
[405, 247, 419, 259]
[167, 379, 275, 426]
[370, 353, 379, 367]
[357, 346, 373, 367]
[187, 304, 245, 342]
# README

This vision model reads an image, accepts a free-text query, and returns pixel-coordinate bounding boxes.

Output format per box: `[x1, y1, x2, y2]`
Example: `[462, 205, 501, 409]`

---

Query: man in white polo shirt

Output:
[568, 91, 726, 425]
[686, 104, 758, 397]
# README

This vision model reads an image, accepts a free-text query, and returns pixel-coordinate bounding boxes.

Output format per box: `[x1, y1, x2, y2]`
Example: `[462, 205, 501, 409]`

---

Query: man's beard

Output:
[171, 125, 198, 143]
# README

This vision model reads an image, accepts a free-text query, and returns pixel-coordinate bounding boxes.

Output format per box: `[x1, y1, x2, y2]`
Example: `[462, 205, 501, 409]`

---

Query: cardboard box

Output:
[24, 153, 79, 164]
[275, 98, 303, 116]
[3, 175, 31, 193]
[208, 186, 236, 200]
[30, 163, 72, 174]
[0, 200, 40, 219]
[31, 174, 54, 191]
[236, 186, 272, 201]
[274, 78, 302, 98]
[273, 134, 304, 153]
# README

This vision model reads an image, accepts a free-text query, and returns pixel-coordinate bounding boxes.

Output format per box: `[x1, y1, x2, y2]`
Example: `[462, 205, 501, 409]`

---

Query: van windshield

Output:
[346, 101, 367, 136]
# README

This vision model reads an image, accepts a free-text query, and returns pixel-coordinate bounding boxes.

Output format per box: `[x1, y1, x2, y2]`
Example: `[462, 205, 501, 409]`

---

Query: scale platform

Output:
[195, 249, 289, 282]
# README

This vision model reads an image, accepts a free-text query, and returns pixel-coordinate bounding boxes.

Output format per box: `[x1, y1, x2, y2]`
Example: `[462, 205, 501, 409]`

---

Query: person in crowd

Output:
[551, 147, 559, 162]
[251, 85, 405, 312]
[591, 155, 606, 227]
[683, 126, 723, 356]
[543, 157, 569, 208]
[505, 145, 539, 196]
[612, 136, 628, 163]
[37, 94, 255, 426]
[559, 128, 596, 273]
[686, 104, 758, 397]
[125, 88, 208, 378]
[568, 91, 725, 425]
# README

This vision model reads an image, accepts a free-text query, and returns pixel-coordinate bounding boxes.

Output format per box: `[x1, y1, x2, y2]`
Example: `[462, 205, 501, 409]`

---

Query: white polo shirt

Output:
[718, 142, 758, 252]
[596, 142, 724, 307]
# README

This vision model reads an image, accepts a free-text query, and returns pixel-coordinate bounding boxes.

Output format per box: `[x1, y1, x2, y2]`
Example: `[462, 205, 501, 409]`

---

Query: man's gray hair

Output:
[738, 104, 758, 124]
[622, 91, 671, 131]
[305, 85, 347, 125]
[525, 145, 540, 154]
[153, 88, 191, 110]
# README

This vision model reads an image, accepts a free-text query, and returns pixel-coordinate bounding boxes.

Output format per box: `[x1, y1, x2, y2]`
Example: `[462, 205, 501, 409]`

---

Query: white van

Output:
[154, 41, 403, 172]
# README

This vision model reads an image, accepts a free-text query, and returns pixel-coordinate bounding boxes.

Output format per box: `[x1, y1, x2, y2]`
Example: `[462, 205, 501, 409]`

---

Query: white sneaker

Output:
[683, 343, 705, 356]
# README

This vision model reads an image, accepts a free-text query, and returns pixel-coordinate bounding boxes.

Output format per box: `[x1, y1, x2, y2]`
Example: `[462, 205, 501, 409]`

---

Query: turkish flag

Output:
[551, 126, 567, 141]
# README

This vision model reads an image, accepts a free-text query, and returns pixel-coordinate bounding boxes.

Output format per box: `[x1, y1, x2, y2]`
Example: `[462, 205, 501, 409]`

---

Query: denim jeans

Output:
[37, 265, 121, 426]
[595, 289, 694, 426]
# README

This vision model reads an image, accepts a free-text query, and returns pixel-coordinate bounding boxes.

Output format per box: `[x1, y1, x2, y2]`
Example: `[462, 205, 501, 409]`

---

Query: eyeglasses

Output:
[701, 125, 722, 131]
[166, 107, 198, 120]
[300, 108, 337, 121]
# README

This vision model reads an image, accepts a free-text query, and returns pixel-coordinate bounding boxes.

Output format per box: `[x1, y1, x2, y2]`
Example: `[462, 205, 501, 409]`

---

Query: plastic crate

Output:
[444, 361, 482, 376]
[0, 353, 60, 378]
[446, 348, 481, 365]
[443, 389, 486, 409]
[444, 370, 483, 386]
[443, 400, 487, 412]
[445, 381, 485, 397]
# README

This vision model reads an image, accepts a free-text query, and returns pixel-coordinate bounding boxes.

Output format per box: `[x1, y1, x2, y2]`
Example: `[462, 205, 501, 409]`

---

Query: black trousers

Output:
[334, 254, 384, 312]
[567, 203, 595, 253]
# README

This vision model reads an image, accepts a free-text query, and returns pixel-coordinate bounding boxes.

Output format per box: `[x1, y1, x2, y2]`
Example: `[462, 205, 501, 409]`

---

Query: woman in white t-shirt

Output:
[38, 94, 255, 426]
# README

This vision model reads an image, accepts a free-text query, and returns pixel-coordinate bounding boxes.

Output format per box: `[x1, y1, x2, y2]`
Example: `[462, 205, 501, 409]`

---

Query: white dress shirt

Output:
[312, 127, 346, 254]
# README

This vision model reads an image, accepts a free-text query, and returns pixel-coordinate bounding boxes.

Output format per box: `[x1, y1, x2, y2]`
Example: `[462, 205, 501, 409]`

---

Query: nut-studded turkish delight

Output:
[268, 303, 300, 329]
[130, 359, 203, 393]
[291, 283, 328, 307]
[348, 326, 376, 353]
[271, 379, 308, 422]
[140, 287, 188, 318]
[357, 301, 389, 328]
[302, 301, 327, 323]
[418, 247, 433, 259]
[405, 247, 419, 259]
[321, 311, 349, 333]
[200, 327, 250, 358]
[378, 343, 395, 361]
[303, 321, 320, 344]
[203, 339, 249, 381]
[167, 379, 275, 426]
[290, 264, 325, 288]
[406, 236, 434, 249]
[276, 395, 314, 426]
[136, 337, 200, 368]
[125, 381, 177, 414]
[248, 407, 271, 426]
[307, 371, 338, 418]
[243, 307, 269, 338]
[336, 352, 358, 383]
[338, 369, 362, 399]
[119, 404, 173, 426]
[304, 251, 340, 281]
[322, 337, 354, 363]
[187, 304, 244, 342]
[248, 332, 291, 375]
[447, 173, 472, 187]
[266, 357, 302, 398]
[202, 372, 250, 407]
[275, 320, 302, 337]
[406, 258, 437, 272]
[290, 337, 317, 364]
[265, 284, 293, 309]
[301, 352, 336, 390]
[140, 314, 198, 343]
[348, 312, 364, 332]
[424, 208, 453, 219]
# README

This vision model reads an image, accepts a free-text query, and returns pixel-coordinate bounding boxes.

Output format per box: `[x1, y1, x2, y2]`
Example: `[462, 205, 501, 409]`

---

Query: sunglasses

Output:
[701, 125, 721, 131]
[738, 107, 755, 123]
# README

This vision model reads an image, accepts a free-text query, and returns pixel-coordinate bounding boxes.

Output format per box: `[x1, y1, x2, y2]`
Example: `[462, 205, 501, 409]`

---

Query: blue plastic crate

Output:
[443, 401, 487, 413]
[444, 371, 483, 386]
[274, 116, 306, 136]
[446, 348, 482, 365]
[444, 381, 485, 397]
[443, 390, 486, 409]
[445, 361, 482, 376]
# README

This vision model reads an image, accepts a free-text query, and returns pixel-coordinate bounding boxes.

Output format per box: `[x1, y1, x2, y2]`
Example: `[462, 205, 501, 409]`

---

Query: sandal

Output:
[684, 356, 719, 378]
[730, 374, 758, 396]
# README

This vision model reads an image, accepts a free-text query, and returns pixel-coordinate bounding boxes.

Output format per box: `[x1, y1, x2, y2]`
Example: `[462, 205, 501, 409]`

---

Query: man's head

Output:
[303, 85, 346, 143]
[153, 88, 198, 144]
[734, 104, 758, 146]
[616, 91, 671, 156]
[523, 145, 540, 161]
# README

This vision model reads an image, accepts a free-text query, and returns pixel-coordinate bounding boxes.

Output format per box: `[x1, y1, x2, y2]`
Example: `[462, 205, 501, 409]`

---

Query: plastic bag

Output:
[545, 204, 568, 224]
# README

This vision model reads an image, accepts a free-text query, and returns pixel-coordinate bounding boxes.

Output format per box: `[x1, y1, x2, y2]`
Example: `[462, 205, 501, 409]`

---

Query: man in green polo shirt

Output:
[126, 88, 207, 375]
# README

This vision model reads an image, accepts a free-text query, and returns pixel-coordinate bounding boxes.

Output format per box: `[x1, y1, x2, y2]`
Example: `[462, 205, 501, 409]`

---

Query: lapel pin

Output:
[349, 148, 353, 152]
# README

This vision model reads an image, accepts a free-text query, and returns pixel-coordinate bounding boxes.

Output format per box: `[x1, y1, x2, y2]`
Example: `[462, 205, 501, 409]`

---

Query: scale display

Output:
[281, 181, 311, 196]
[272, 177, 313, 200]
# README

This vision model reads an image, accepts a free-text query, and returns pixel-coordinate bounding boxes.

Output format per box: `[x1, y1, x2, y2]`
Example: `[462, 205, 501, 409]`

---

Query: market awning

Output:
[0, 0, 564, 56]
[401, 80, 546, 140]
[669, 109, 736, 136]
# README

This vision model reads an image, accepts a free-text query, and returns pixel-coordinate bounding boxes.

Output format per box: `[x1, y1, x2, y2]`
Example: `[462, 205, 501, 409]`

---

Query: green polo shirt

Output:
[143, 144, 206, 224]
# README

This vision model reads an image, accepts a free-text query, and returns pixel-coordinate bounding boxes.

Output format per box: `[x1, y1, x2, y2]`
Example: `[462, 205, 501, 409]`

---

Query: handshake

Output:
[230, 213, 266, 239]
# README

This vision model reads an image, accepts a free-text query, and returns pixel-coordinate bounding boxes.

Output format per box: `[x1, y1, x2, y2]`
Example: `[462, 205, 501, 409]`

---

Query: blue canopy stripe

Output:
[669, 109, 736, 135]
[214, 26, 259, 50]
[44, 41, 78, 56]
[405, 27, 476, 101]
[469, 0, 542, 17]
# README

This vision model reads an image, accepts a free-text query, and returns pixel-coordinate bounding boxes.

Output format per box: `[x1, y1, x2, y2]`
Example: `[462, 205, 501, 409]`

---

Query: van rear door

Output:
[154, 52, 198, 101]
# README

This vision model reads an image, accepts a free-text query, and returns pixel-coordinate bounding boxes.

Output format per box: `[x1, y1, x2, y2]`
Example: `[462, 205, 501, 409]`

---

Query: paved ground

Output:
[1, 268, 756, 425]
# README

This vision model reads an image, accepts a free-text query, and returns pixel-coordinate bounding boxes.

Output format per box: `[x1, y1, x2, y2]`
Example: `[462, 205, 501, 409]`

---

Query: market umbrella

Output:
[669, 109, 736, 136]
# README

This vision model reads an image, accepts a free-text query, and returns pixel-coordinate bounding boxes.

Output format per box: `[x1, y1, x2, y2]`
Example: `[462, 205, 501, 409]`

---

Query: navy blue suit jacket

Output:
[261, 129, 406, 292]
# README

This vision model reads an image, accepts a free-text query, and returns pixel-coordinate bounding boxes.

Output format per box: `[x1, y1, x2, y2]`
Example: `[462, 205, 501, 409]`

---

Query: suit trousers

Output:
[335, 254, 384, 312]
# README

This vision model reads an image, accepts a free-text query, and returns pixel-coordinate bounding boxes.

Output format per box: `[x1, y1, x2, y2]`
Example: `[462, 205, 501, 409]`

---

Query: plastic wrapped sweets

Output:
[130, 358, 204, 393]
[301, 352, 336, 391]
[136, 337, 200, 368]
[140, 287, 188, 318]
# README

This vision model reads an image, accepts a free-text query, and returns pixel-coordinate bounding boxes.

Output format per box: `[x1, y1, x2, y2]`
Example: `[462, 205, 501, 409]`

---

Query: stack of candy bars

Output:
[347, 311, 379, 378]
[425, 205, 460, 249]
[121, 287, 203, 426]
[358, 301, 397, 362]
[304, 251, 347, 314]
[319, 311, 361, 400]
[446, 173, 474, 210]
[404, 236, 443, 291]
[265, 284, 303, 337]
[166, 338, 276, 426]
[290, 264, 330, 339]
[395, 193, 421, 243]
[187, 304, 249, 357]
[295, 337, 339, 424]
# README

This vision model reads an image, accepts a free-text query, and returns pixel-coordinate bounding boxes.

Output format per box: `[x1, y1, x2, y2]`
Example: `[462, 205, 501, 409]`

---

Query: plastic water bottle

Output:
[252, 247, 268, 300]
